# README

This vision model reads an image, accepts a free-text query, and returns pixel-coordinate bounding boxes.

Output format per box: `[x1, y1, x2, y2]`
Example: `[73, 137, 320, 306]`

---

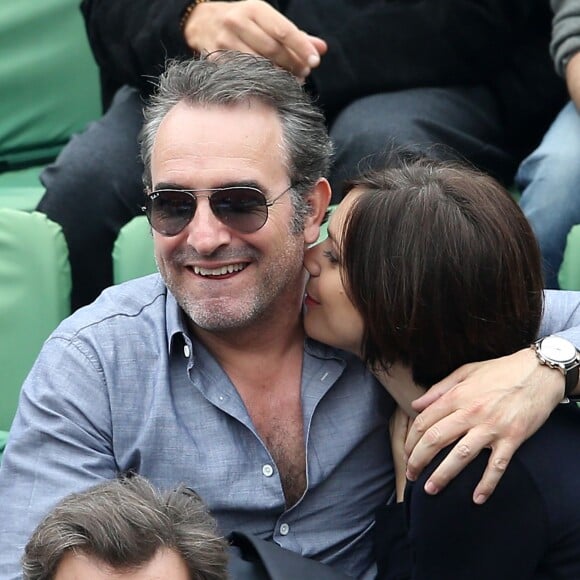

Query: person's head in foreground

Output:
[140, 50, 331, 334]
[22, 475, 228, 580]
[304, 154, 544, 408]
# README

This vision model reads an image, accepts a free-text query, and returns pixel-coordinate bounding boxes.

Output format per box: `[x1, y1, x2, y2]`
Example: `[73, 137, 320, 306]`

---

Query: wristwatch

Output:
[532, 336, 580, 401]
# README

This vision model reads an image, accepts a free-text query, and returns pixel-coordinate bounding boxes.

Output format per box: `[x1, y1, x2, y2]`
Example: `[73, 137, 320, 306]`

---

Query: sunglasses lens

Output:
[148, 190, 195, 236]
[145, 187, 272, 236]
[211, 188, 268, 233]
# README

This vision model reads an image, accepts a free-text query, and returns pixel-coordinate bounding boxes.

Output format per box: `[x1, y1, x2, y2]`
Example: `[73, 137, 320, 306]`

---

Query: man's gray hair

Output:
[140, 50, 333, 232]
[22, 475, 228, 580]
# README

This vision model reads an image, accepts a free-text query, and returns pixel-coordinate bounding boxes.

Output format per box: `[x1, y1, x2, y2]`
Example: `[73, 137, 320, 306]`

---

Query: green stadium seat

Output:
[0, 0, 100, 460]
[113, 216, 157, 284]
[0, 0, 100, 210]
[0, 167, 45, 211]
[0, 210, 71, 442]
[559, 225, 580, 291]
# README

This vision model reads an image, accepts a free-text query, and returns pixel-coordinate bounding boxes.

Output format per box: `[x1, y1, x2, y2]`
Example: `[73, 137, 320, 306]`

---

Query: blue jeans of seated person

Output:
[517, 101, 580, 289]
[37, 84, 521, 310]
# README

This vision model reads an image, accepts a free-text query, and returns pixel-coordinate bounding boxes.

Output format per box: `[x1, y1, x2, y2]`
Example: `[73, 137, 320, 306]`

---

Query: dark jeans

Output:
[38, 84, 519, 310]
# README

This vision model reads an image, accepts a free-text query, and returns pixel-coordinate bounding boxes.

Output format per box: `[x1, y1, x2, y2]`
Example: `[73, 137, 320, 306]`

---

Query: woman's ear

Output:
[303, 178, 332, 245]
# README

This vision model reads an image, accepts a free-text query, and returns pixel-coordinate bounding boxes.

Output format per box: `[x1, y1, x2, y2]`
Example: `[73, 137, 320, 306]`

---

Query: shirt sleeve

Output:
[405, 448, 547, 580]
[551, 0, 580, 76]
[540, 290, 580, 347]
[0, 334, 118, 580]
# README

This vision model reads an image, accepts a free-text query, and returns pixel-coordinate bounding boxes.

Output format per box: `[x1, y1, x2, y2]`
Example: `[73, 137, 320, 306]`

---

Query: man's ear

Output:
[303, 178, 332, 245]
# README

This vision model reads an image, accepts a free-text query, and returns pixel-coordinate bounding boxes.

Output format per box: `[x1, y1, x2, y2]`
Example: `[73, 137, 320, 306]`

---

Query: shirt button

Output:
[183, 345, 190, 358]
[279, 523, 290, 536]
[262, 464, 274, 477]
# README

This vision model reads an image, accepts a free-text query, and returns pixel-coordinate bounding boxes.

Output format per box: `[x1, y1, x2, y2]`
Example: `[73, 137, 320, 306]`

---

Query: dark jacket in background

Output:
[81, 0, 565, 155]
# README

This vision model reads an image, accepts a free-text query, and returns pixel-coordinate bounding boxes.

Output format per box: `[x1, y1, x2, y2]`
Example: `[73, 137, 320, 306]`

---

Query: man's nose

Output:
[184, 197, 232, 255]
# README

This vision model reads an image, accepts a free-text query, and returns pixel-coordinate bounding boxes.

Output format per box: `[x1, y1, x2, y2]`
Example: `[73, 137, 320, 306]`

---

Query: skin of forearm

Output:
[565, 51, 580, 109]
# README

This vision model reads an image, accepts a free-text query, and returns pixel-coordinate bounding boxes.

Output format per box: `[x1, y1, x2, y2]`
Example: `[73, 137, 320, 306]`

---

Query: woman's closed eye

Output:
[323, 249, 339, 264]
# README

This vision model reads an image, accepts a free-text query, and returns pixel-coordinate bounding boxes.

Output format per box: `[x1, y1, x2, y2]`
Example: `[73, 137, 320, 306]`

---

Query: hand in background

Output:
[565, 51, 580, 110]
[183, 0, 327, 80]
[404, 348, 563, 505]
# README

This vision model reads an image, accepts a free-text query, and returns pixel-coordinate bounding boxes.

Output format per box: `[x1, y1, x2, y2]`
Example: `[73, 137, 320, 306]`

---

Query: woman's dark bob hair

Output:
[340, 155, 544, 387]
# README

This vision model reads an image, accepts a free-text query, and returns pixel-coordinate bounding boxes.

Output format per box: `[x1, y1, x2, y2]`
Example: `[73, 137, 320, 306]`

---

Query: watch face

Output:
[540, 336, 577, 363]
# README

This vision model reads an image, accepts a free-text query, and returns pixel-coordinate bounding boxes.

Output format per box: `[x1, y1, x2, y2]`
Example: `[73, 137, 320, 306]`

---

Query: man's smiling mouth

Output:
[192, 263, 248, 277]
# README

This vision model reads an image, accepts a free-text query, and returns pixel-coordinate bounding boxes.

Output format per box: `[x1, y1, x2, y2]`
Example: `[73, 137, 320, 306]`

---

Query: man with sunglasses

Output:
[2, 51, 580, 580]
[1, 51, 380, 580]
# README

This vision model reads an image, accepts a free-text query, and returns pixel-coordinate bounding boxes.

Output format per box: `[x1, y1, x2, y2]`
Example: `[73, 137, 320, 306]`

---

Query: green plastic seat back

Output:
[0, 167, 45, 211]
[0, 0, 100, 172]
[0, 209, 71, 432]
[315, 206, 335, 244]
[559, 225, 580, 291]
[113, 216, 157, 284]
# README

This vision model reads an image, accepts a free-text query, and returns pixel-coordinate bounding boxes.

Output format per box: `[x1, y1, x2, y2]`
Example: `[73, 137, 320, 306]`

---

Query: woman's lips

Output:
[304, 293, 320, 307]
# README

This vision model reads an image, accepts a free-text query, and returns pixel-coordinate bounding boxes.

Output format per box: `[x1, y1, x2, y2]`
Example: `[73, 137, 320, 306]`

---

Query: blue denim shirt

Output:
[0, 274, 395, 580]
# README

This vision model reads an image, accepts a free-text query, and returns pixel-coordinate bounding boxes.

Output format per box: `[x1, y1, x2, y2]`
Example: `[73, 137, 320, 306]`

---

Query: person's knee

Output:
[519, 146, 580, 212]
[38, 153, 142, 252]
[38, 87, 145, 236]
[331, 95, 429, 155]
[518, 102, 580, 187]
[329, 96, 415, 198]
[328, 89, 477, 199]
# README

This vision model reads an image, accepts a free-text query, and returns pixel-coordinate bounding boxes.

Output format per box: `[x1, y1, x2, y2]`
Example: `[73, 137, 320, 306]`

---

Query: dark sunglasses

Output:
[142, 185, 293, 236]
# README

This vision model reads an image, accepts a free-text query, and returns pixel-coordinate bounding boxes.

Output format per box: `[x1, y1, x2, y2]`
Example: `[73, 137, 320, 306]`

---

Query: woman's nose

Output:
[304, 243, 322, 276]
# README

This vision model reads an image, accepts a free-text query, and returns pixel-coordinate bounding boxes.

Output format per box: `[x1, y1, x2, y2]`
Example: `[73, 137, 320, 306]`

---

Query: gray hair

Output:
[140, 50, 333, 232]
[22, 475, 229, 580]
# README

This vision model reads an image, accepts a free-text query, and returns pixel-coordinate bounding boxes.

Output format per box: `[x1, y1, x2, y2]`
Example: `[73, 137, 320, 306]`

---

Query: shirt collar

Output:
[304, 336, 349, 363]
[164, 286, 349, 365]
[165, 288, 190, 355]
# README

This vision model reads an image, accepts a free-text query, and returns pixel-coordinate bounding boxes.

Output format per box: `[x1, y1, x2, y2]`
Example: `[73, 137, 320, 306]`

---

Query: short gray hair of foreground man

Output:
[22, 475, 228, 580]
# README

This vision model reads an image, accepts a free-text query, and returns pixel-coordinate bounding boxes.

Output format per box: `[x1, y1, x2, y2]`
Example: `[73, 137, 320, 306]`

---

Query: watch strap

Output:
[565, 365, 580, 400]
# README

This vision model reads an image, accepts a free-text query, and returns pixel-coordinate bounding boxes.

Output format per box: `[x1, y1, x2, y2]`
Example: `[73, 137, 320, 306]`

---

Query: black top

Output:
[228, 531, 351, 580]
[80, 0, 565, 143]
[376, 403, 580, 579]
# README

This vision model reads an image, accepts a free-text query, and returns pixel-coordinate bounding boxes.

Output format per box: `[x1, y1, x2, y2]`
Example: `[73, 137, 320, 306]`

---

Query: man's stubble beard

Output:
[159, 235, 306, 332]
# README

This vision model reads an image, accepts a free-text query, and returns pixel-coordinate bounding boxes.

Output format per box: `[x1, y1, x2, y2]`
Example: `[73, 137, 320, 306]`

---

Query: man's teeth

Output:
[193, 263, 246, 276]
